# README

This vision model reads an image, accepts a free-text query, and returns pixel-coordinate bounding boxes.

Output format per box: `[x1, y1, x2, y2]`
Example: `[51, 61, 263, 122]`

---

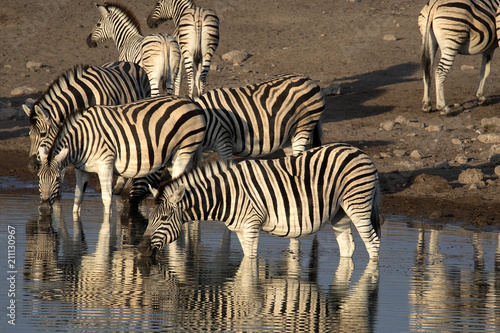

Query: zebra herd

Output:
[26, 0, 386, 262]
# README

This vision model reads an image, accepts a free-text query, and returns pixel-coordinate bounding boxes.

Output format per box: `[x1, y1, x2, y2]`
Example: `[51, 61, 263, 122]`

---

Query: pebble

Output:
[383, 34, 397, 41]
[454, 153, 469, 164]
[489, 153, 500, 165]
[478, 133, 500, 144]
[26, 60, 42, 70]
[426, 124, 443, 132]
[458, 168, 484, 184]
[434, 161, 450, 169]
[495, 165, 500, 176]
[461, 65, 475, 71]
[481, 117, 500, 133]
[10, 86, 38, 97]
[322, 83, 341, 96]
[410, 150, 422, 160]
[393, 149, 406, 157]
[222, 50, 250, 64]
[451, 138, 462, 145]
[380, 120, 395, 131]
[395, 115, 409, 125]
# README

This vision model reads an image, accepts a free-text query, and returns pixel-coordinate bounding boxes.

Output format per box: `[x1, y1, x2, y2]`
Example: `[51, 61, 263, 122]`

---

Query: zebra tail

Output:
[421, 0, 438, 82]
[311, 120, 323, 148]
[371, 184, 383, 240]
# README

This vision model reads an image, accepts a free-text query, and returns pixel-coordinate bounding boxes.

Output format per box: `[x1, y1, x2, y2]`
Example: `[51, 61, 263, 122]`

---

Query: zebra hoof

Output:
[476, 96, 487, 106]
[422, 103, 432, 113]
[439, 106, 452, 117]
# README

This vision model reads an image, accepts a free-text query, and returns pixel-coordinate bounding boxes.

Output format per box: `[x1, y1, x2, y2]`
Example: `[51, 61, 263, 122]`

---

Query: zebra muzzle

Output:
[138, 235, 156, 257]
[38, 200, 53, 215]
[86, 34, 97, 48]
[28, 155, 40, 173]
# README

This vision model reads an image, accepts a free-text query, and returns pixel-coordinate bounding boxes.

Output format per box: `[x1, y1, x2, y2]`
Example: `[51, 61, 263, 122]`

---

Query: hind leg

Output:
[331, 209, 355, 258]
[476, 52, 493, 106]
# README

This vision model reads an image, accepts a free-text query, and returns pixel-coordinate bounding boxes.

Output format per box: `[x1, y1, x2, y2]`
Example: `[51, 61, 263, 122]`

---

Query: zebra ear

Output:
[169, 185, 185, 204]
[54, 148, 69, 165]
[34, 105, 49, 122]
[149, 184, 159, 198]
[38, 146, 49, 164]
[22, 104, 31, 117]
[96, 3, 110, 17]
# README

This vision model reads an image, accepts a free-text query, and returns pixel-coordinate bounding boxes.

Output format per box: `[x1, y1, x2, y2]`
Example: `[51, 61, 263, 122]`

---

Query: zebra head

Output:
[87, 3, 115, 48]
[37, 147, 68, 215]
[138, 185, 186, 256]
[26, 105, 53, 173]
[147, 0, 174, 28]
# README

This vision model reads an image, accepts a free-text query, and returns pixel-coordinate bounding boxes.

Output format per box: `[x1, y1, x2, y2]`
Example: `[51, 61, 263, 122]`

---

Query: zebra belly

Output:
[261, 215, 331, 238]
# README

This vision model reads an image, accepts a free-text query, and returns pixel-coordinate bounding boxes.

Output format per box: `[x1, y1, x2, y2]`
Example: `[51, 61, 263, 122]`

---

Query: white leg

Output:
[234, 222, 261, 259]
[73, 169, 90, 219]
[476, 52, 493, 105]
[332, 210, 355, 258]
[97, 164, 114, 217]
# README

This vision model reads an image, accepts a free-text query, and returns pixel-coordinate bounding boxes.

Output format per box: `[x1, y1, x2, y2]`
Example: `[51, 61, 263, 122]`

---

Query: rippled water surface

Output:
[1, 193, 500, 332]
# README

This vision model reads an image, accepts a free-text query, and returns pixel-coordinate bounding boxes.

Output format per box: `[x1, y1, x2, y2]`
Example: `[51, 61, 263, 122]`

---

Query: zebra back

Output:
[196, 74, 325, 158]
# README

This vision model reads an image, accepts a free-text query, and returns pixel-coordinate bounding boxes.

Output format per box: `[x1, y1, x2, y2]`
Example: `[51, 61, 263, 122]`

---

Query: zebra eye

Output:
[160, 216, 168, 221]
[97, 22, 101, 28]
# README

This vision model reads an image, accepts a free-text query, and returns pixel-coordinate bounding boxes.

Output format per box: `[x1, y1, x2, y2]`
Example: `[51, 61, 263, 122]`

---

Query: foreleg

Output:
[97, 164, 114, 216]
[476, 52, 493, 106]
[331, 208, 355, 258]
[234, 222, 261, 259]
[73, 169, 90, 218]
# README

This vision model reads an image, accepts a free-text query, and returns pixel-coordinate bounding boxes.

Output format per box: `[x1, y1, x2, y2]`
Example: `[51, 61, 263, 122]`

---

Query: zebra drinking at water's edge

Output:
[87, 2, 181, 96]
[37, 95, 206, 218]
[147, 0, 219, 98]
[139, 143, 382, 260]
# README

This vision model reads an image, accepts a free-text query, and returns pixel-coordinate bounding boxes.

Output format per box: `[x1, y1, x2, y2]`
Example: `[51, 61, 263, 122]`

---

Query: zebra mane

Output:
[156, 159, 235, 202]
[46, 107, 86, 162]
[30, 64, 92, 122]
[104, 2, 142, 35]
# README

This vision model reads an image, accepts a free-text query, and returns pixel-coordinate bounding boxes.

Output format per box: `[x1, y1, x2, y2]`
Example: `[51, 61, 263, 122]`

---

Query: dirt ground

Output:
[1, 0, 500, 226]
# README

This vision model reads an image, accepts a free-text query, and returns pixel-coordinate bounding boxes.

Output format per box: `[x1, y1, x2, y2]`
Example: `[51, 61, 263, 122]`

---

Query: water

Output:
[1, 192, 500, 332]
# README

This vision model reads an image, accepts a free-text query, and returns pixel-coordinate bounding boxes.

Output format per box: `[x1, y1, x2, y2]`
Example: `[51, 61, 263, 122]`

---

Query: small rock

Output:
[481, 117, 500, 133]
[410, 150, 422, 160]
[395, 115, 409, 125]
[490, 144, 500, 153]
[429, 210, 443, 220]
[10, 86, 38, 97]
[393, 149, 406, 157]
[222, 50, 250, 64]
[451, 138, 462, 145]
[410, 174, 452, 193]
[408, 121, 425, 129]
[322, 83, 341, 96]
[461, 65, 475, 71]
[454, 153, 469, 164]
[434, 161, 450, 169]
[494, 165, 500, 176]
[489, 153, 500, 165]
[26, 60, 42, 70]
[478, 133, 500, 144]
[380, 120, 395, 131]
[383, 34, 397, 41]
[458, 168, 484, 184]
[0, 108, 20, 121]
[426, 124, 443, 132]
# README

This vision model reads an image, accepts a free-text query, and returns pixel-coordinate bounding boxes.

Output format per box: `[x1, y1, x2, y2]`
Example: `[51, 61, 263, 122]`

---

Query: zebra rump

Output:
[139, 143, 382, 260]
[24, 61, 151, 173]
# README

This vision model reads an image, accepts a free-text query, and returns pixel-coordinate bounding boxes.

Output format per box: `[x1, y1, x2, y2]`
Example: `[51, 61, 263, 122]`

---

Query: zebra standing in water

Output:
[124, 74, 324, 208]
[139, 143, 382, 260]
[419, 0, 500, 115]
[37, 95, 206, 218]
[87, 2, 181, 96]
[147, 0, 219, 98]
[23, 61, 151, 173]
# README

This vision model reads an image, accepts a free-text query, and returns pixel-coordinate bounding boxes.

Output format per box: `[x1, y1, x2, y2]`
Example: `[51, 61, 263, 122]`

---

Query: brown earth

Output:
[1, 0, 500, 226]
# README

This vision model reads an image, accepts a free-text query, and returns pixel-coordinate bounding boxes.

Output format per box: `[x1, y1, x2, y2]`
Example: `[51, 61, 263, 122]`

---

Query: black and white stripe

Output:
[147, 0, 219, 98]
[87, 2, 181, 96]
[37, 95, 206, 217]
[139, 143, 382, 260]
[419, 0, 500, 115]
[24, 61, 151, 173]
[197, 74, 325, 159]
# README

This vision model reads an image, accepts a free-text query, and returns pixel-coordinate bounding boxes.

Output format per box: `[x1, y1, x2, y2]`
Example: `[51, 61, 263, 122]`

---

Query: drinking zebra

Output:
[124, 74, 324, 208]
[139, 143, 382, 260]
[87, 2, 181, 96]
[147, 0, 219, 98]
[37, 95, 206, 217]
[419, 0, 500, 115]
[23, 61, 151, 173]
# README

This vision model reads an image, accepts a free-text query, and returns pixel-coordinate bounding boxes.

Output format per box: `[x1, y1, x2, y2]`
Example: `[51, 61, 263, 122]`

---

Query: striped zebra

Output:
[124, 74, 324, 209]
[37, 95, 206, 217]
[139, 143, 382, 260]
[147, 0, 219, 98]
[23, 61, 151, 173]
[419, 0, 500, 115]
[87, 2, 181, 96]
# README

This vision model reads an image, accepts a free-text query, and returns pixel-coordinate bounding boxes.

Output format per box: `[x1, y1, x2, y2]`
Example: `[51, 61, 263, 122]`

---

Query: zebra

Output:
[87, 2, 181, 96]
[23, 61, 151, 174]
[147, 0, 219, 98]
[139, 143, 382, 260]
[196, 74, 324, 159]
[124, 74, 324, 209]
[37, 95, 206, 217]
[419, 0, 500, 115]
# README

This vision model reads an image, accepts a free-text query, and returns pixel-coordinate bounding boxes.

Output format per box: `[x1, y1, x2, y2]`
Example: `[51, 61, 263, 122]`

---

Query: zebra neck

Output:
[172, 0, 194, 26]
[113, 27, 143, 59]
[178, 178, 227, 223]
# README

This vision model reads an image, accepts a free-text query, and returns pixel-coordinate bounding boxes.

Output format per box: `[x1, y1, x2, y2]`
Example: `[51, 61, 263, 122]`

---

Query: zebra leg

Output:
[234, 222, 261, 259]
[421, 28, 437, 113]
[73, 169, 90, 218]
[331, 209, 355, 258]
[435, 44, 461, 115]
[97, 164, 114, 216]
[183, 54, 195, 98]
[476, 52, 493, 106]
[113, 176, 126, 195]
[344, 205, 380, 259]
